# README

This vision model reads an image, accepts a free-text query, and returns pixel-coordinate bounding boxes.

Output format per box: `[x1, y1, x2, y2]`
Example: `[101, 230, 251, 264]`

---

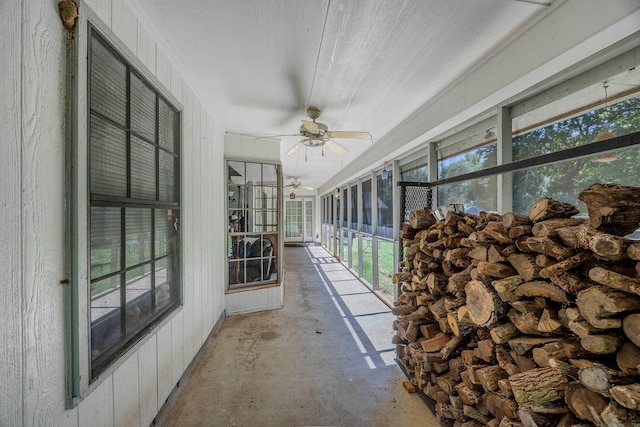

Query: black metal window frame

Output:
[88, 27, 181, 379]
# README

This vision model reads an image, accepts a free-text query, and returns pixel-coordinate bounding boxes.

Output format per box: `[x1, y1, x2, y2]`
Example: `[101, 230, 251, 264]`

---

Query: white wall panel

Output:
[112, 0, 138, 54]
[170, 63, 183, 103]
[78, 377, 114, 427]
[83, 0, 112, 28]
[156, 320, 173, 408]
[113, 352, 141, 427]
[171, 309, 185, 386]
[138, 336, 158, 427]
[21, 0, 68, 424]
[156, 46, 171, 90]
[201, 114, 213, 338]
[137, 22, 156, 75]
[0, 0, 23, 423]
[226, 286, 283, 315]
[193, 98, 205, 351]
[181, 86, 197, 364]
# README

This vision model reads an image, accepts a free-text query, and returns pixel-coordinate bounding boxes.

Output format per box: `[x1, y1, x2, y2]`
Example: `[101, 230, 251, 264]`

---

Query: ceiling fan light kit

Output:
[284, 107, 372, 159]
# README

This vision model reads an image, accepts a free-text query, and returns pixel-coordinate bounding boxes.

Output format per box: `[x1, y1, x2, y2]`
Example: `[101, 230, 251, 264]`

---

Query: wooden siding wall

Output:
[0, 1, 226, 426]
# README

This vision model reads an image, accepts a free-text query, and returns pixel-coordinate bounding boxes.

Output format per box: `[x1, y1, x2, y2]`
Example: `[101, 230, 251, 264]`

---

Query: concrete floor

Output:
[156, 245, 439, 427]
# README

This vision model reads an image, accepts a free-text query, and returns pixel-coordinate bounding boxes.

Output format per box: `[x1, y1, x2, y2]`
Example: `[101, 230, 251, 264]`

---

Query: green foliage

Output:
[512, 96, 640, 214]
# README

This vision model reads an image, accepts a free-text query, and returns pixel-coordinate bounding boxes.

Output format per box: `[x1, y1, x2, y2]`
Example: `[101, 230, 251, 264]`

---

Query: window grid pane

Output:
[227, 161, 280, 288]
[88, 29, 180, 379]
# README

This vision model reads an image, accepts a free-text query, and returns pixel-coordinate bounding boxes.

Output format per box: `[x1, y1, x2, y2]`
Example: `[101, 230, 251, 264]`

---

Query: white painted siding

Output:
[0, 0, 23, 425]
[0, 0, 227, 425]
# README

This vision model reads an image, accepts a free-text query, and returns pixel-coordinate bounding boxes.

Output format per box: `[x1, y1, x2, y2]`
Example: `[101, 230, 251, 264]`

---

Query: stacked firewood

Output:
[393, 183, 640, 426]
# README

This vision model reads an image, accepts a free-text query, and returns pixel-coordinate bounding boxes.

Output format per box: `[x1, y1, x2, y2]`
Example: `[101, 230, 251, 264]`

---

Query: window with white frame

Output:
[88, 29, 181, 379]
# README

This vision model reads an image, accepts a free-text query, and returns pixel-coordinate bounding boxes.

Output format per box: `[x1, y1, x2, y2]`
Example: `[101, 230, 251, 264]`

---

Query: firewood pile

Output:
[392, 183, 640, 426]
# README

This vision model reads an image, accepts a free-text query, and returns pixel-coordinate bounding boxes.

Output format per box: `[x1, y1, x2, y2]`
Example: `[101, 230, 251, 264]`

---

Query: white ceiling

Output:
[132, 0, 564, 190]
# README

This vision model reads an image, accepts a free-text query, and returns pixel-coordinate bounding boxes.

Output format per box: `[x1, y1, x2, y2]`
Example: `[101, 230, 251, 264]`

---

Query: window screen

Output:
[88, 29, 181, 379]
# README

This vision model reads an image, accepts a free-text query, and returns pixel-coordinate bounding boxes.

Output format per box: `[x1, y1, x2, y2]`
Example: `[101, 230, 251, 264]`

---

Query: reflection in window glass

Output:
[438, 144, 497, 213]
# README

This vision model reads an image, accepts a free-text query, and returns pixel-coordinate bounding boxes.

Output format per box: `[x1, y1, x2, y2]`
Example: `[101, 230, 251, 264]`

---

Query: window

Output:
[438, 144, 497, 213]
[512, 95, 640, 214]
[88, 29, 181, 379]
[342, 188, 348, 228]
[361, 179, 372, 233]
[376, 172, 393, 239]
[350, 184, 358, 229]
[227, 161, 279, 287]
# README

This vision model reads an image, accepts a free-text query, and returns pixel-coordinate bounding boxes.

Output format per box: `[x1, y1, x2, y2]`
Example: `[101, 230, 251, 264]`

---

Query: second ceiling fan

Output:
[285, 107, 372, 157]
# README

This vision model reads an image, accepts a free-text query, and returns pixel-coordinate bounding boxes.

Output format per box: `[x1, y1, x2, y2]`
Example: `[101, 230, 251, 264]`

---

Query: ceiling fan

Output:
[283, 107, 372, 157]
[285, 177, 314, 191]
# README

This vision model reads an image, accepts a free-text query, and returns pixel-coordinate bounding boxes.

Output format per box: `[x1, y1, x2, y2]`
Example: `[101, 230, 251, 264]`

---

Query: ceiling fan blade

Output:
[255, 133, 300, 140]
[285, 141, 305, 156]
[325, 139, 348, 155]
[301, 120, 319, 133]
[329, 130, 372, 140]
[301, 185, 314, 191]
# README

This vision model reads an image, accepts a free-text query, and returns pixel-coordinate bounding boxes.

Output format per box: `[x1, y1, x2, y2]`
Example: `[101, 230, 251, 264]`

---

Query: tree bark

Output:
[578, 183, 640, 236]
[576, 286, 640, 330]
[528, 197, 579, 222]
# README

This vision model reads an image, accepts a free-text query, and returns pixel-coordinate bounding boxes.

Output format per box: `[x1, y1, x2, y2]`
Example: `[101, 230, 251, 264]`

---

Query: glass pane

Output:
[362, 179, 372, 233]
[438, 144, 497, 179]
[400, 165, 428, 182]
[155, 209, 174, 257]
[362, 237, 373, 284]
[159, 99, 178, 153]
[125, 265, 153, 334]
[438, 144, 497, 213]
[91, 37, 126, 126]
[438, 176, 497, 213]
[90, 275, 122, 356]
[228, 161, 245, 185]
[155, 256, 175, 312]
[350, 185, 358, 229]
[131, 136, 156, 199]
[351, 232, 360, 273]
[512, 145, 640, 215]
[377, 240, 395, 304]
[377, 172, 393, 238]
[513, 96, 640, 160]
[90, 207, 121, 280]
[125, 208, 152, 267]
[262, 163, 278, 184]
[285, 201, 302, 238]
[228, 259, 246, 285]
[305, 200, 313, 239]
[90, 115, 127, 197]
[342, 189, 348, 228]
[159, 151, 176, 201]
[245, 162, 262, 183]
[130, 73, 156, 141]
